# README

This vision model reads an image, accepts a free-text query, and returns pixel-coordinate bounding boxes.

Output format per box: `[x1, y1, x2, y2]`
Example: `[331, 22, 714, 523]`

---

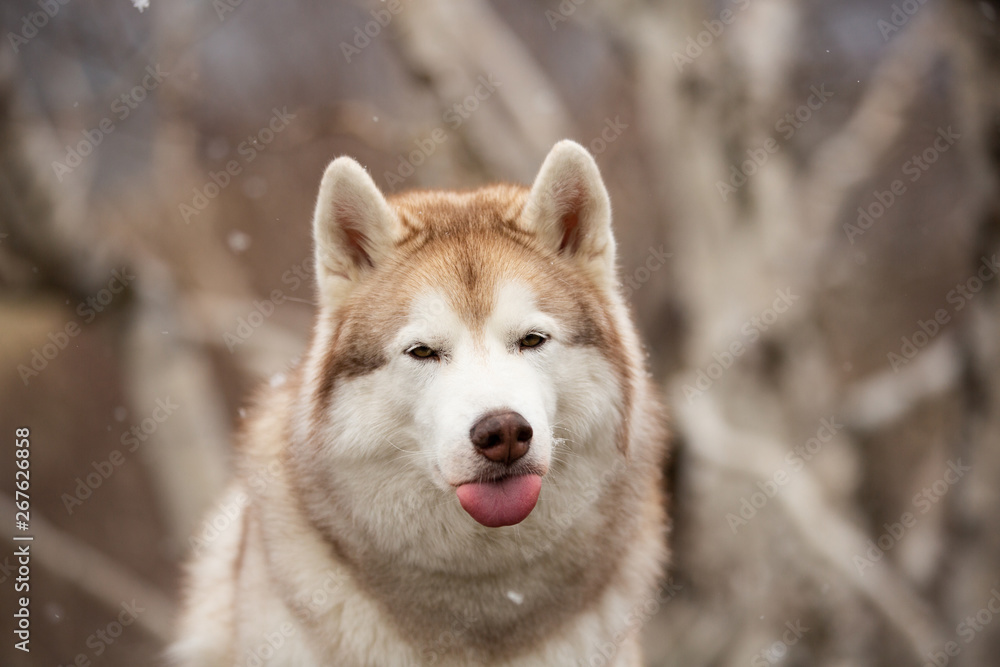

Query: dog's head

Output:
[295, 141, 632, 537]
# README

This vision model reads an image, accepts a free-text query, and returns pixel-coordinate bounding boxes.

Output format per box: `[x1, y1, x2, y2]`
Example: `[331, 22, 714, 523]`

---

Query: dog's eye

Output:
[519, 333, 546, 350]
[407, 345, 438, 360]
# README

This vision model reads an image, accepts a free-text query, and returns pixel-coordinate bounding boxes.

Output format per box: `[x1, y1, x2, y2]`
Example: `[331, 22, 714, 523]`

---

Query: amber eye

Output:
[520, 333, 546, 349]
[407, 345, 437, 360]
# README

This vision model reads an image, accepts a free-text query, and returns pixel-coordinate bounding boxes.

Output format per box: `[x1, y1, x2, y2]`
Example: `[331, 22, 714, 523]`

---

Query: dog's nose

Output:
[469, 411, 532, 464]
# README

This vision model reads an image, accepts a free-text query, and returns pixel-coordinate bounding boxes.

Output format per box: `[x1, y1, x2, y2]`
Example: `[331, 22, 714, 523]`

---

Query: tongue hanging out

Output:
[456, 474, 542, 527]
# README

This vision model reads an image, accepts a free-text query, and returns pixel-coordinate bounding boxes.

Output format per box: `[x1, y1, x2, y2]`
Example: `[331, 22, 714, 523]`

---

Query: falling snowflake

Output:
[132, 0, 149, 12]
[227, 230, 252, 254]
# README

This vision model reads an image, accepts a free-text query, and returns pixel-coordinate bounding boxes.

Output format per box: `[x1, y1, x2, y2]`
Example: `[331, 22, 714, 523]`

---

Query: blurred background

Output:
[1, 0, 999, 665]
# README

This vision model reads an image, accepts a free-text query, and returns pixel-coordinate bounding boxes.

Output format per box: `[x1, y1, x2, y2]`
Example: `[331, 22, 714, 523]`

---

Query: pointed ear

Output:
[312, 157, 401, 302]
[521, 140, 615, 281]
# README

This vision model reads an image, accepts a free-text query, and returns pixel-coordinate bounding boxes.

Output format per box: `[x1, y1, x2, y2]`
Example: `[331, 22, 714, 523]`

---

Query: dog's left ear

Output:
[521, 140, 615, 283]
[312, 157, 402, 304]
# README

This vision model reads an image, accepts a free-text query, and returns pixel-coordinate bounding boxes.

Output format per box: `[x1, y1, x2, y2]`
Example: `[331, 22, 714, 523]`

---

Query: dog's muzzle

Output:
[455, 410, 542, 528]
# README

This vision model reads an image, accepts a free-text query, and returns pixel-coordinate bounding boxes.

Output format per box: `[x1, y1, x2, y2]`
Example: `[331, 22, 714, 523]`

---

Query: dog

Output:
[170, 140, 669, 666]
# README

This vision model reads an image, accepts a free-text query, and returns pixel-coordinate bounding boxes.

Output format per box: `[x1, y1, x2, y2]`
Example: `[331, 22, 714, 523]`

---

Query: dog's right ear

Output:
[312, 157, 401, 303]
[521, 140, 615, 286]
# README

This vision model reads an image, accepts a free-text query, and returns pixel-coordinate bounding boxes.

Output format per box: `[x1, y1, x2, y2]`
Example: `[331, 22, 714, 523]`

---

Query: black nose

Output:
[469, 411, 532, 464]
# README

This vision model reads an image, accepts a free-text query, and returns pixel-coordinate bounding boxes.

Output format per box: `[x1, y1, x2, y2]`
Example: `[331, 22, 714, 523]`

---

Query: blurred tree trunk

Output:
[597, 1, 1000, 665]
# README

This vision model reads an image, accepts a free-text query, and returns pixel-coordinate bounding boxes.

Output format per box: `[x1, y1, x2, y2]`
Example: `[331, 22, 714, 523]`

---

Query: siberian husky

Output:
[171, 140, 669, 666]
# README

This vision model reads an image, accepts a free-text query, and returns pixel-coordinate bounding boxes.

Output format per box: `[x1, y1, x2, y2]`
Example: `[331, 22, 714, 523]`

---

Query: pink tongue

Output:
[456, 474, 542, 527]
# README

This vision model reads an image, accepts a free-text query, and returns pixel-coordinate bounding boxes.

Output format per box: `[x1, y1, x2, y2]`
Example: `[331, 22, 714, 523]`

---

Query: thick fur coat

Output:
[171, 141, 668, 666]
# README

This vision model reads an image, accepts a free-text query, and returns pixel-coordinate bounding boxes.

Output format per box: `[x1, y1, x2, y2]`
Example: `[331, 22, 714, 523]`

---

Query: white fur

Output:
[171, 141, 666, 667]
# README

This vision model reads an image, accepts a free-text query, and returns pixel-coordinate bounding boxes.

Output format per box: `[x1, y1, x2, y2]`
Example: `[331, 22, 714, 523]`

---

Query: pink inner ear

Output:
[556, 182, 585, 253]
[343, 225, 374, 269]
[336, 202, 375, 269]
[559, 210, 580, 253]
